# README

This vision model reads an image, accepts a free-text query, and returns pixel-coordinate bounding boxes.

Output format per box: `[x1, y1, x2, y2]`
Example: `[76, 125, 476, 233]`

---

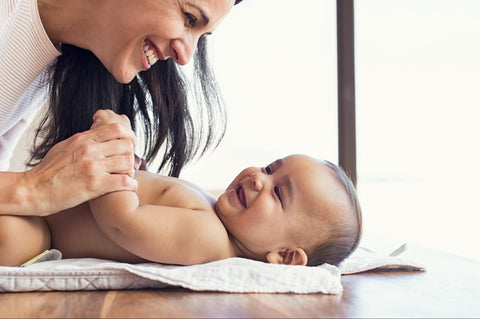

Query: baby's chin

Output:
[213, 201, 224, 222]
[214, 194, 229, 219]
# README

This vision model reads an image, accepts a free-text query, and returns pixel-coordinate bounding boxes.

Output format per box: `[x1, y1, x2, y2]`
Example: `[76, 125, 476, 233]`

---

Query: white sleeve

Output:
[0, 96, 43, 172]
[0, 0, 60, 170]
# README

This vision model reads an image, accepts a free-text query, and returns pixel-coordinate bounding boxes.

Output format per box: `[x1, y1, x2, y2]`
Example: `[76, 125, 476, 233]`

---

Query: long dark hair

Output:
[29, 36, 228, 177]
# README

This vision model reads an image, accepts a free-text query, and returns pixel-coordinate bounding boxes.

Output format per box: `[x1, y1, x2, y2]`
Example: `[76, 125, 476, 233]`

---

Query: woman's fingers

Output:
[90, 110, 136, 148]
[23, 110, 140, 216]
[82, 137, 134, 160]
[24, 146, 138, 216]
[89, 127, 136, 178]
[91, 110, 132, 131]
[89, 122, 137, 146]
[101, 153, 136, 178]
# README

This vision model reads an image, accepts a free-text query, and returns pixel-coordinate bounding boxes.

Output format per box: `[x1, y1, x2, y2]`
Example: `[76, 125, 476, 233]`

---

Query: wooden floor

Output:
[1, 244, 479, 318]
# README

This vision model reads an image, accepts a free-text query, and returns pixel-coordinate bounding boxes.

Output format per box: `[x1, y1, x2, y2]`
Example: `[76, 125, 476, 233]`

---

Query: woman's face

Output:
[92, 0, 234, 83]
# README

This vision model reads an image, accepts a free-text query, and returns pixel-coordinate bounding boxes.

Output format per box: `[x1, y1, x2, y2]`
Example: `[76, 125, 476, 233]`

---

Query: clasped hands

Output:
[23, 109, 142, 216]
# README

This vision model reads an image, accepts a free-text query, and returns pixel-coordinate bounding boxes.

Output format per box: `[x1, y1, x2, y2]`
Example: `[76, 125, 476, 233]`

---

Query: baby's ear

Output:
[266, 248, 308, 266]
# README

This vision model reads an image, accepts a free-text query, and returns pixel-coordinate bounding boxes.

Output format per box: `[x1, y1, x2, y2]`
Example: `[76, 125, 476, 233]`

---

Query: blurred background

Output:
[12, 0, 480, 260]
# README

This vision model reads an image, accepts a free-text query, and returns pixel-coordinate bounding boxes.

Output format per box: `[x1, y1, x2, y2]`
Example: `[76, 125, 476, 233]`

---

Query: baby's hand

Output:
[135, 155, 149, 171]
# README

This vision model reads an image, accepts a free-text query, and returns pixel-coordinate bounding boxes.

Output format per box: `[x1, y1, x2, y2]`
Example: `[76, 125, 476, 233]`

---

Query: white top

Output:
[0, 0, 60, 170]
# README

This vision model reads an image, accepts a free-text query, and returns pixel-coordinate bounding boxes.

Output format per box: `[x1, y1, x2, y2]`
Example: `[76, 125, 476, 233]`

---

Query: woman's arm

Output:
[0, 110, 138, 216]
[0, 172, 31, 215]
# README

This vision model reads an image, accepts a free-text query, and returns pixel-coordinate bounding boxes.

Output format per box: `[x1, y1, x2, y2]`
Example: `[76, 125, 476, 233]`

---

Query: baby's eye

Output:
[184, 13, 198, 28]
[274, 186, 283, 204]
[265, 165, 272, 174]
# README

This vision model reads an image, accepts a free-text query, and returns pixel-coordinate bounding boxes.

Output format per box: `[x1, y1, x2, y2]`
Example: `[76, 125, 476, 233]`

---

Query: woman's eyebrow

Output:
[186, 2, 210, 26]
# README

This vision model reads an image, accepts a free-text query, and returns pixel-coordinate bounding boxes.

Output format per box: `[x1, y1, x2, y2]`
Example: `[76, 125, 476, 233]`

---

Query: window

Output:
[356, 0, 480, 260]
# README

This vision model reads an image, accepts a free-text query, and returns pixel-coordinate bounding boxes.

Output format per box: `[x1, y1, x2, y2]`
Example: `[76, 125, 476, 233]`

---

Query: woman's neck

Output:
[37, 0, 103, 50]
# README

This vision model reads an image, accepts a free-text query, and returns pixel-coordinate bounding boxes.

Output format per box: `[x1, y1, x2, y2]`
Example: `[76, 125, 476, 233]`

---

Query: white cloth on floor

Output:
[0, 256, 342, 294]
[339, 244, 425, 275]
[0, 244, 424, 294]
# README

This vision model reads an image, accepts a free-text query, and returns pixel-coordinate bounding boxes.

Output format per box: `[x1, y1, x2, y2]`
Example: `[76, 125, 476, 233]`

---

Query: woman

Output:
[0, 0, 242, 216]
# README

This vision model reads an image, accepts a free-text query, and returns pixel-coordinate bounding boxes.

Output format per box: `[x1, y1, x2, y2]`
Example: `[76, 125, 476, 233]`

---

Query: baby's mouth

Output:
[143, 39, 159, 66]
[237, 185, 247, 208]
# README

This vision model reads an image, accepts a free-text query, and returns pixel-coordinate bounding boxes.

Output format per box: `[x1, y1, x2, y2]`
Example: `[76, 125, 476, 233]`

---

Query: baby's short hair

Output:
[306, 161, 362, 266]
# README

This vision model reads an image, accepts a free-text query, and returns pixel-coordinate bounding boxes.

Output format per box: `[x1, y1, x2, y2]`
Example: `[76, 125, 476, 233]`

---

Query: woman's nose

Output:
[170, 35, 198, 66]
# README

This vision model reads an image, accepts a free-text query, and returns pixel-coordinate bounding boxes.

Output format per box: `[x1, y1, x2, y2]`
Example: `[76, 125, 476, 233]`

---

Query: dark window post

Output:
[337, 0, 357, 187]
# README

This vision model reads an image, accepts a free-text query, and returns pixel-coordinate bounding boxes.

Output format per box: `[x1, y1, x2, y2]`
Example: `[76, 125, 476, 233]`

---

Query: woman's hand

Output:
[91, 109, 149, 172]
[22, 110, 138, 216]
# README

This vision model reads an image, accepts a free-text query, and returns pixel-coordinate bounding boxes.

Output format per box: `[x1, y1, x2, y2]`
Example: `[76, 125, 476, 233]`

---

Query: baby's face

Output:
[215, 154, 348, 262]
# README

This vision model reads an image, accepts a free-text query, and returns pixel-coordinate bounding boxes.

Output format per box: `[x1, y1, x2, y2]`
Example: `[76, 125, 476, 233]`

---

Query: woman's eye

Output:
[200, 32, 212, 39]
[274, 186, 283, 204]
[184, 13, 197, 28]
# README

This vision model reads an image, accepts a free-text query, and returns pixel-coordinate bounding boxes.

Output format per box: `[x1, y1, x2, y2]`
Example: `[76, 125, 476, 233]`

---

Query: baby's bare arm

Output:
[88, 190, 230, 265]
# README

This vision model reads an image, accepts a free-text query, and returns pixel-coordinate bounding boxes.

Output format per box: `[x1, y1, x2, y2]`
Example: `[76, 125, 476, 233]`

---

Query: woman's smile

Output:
[142, 38, 160, 68]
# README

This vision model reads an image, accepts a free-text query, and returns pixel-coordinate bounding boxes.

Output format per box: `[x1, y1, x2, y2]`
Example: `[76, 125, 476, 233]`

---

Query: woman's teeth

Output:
[143, 40, 158, 66]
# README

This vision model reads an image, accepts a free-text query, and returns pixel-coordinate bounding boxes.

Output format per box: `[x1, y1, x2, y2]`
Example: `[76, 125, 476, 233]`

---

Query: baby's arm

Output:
[88, 191, 228, 265]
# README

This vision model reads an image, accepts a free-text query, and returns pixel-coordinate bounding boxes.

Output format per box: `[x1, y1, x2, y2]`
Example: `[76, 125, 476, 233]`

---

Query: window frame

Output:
[337, 0, 357, 186]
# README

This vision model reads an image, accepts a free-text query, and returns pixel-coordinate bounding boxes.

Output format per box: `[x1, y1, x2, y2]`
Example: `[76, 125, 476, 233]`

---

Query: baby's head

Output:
[215, 154, 362, 266]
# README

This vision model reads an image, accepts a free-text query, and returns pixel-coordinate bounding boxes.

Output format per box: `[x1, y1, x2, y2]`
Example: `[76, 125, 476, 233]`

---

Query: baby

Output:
[0, 154, 362, 267]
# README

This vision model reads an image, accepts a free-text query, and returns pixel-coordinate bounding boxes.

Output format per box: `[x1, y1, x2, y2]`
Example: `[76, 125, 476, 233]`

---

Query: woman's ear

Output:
[266, 248, 308, 266]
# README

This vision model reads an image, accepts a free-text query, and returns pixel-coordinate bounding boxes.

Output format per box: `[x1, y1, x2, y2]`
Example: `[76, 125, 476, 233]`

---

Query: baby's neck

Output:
[212, 202, 266, 262]
[225, 233, 266, 262]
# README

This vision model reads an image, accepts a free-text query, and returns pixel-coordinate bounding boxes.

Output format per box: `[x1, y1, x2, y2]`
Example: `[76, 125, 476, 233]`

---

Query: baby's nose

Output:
[251, 173, 264, 191]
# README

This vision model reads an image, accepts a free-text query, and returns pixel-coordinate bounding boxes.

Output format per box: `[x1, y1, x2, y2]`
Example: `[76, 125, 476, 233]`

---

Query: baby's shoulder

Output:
[135, 170, 216, 211]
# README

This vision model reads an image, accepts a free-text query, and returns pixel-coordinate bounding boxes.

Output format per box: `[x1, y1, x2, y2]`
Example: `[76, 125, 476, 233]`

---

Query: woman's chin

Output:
[111, 66, 137, 84]
[115, 73, 136, 84]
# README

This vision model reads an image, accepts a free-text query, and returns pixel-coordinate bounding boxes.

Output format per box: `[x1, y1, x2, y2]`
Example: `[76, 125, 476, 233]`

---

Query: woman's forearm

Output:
[0, 171, 34, 215]
[0, 110, 138, 217]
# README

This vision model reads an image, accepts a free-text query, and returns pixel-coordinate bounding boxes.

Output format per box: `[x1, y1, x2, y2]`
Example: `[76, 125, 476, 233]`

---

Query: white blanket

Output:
[0, 245, 424, 294]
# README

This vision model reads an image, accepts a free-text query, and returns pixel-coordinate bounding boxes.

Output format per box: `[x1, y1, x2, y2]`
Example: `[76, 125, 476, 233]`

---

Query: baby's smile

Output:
[237, 185, 247, 208]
